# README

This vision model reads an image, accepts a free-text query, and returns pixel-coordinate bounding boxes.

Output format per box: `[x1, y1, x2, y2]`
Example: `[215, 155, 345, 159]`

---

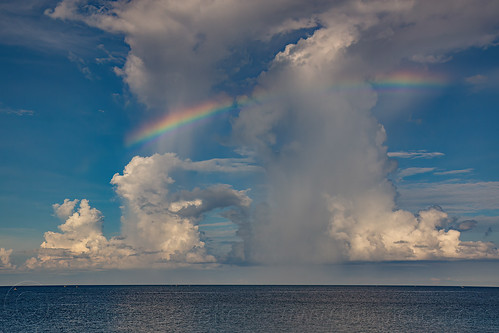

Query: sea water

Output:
[1, 285, 498, 332]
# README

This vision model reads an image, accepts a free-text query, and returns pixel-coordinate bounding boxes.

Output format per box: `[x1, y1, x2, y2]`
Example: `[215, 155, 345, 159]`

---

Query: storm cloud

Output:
[29, 0, 499, 268]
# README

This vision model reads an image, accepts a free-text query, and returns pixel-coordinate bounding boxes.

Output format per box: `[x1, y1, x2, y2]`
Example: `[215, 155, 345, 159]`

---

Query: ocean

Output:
[1, 285, 498, 332]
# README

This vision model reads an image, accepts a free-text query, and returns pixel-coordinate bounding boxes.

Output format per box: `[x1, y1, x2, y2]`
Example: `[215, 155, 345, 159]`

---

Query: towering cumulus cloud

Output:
[232, 2, 499, 262]
[110, 153, 250, 263]
[39, 0, 499, 268]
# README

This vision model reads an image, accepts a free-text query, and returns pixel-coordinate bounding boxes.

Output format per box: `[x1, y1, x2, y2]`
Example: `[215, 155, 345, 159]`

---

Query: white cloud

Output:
[397, 167, 436, 180]
[434, 168, 474, 176]
[28, 154, 252, 269]
[347, 1, 499, 68]
[0, 248, 14, 269]
[185, 158, 263, 173]
[388, 151, 445, 159]
[0, 0, 91, 52]
[465, 74, 488, 85]
[229, 1, 499, 263]
[465, 74, 490, 93]
[169, 199, 203, 213]
[52, 198, 79, 220]
[43, 199, 104, 254]
[109, 154, 216, 264]
[45, 0, 499, 113]
[41, 0, 499, 264]
[327, 198, 498, 260]
[199, 221, 234, 228]
[46, 0, 330, 110]
[27, 199, 135, 269]
[410, 54, 453, 64]
[0, 104, 34, 116]
[67, 51, 94, 80]
[262, 16, 319, 41]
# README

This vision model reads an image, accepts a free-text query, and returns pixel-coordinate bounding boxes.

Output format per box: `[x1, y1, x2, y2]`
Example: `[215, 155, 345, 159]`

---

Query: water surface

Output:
[1, 285, 498, 332]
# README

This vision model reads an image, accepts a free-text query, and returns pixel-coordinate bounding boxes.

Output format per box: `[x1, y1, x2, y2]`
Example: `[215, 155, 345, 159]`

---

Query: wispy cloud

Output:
[411, 54, 453, 64]
[465, 74, 487, 85]
[95, 44, 126, 65]
[68, 51, 94, 80]
[465, 74, 489, 92]
[398, 167, 436, 179]
[434, 168, 473, 175]
[397, 181, 499, 215]
[388, 151, 444, 159]
[186, 157, 263, 173]
[199, 221, 234, 228]
[0, 0, 103, 54]
[0, 105, 34, 116]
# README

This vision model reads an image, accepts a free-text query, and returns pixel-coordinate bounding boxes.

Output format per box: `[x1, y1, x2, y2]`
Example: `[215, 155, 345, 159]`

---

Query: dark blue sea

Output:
[1, 285, 498, 332]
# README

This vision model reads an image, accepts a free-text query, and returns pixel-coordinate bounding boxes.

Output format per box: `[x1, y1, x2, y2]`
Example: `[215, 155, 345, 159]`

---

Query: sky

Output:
[1, 0, 499, 286]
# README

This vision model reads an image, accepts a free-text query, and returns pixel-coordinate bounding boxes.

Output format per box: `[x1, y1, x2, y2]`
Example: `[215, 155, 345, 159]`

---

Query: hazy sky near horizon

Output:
[1, 0, 499, 285]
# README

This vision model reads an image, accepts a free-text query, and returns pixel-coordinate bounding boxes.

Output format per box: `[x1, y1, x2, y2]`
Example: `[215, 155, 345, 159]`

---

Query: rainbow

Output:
[126, 98, 237, 147]
[126, 71, 446, 147]
[314, 71, 447, 95]
[370, 71, 446, 91]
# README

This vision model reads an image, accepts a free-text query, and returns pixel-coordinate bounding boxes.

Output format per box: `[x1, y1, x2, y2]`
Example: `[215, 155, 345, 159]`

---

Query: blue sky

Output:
[1, 0, 499, 285]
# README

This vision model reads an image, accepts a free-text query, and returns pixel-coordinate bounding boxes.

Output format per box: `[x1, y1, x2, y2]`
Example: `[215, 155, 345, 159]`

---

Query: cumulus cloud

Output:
[109, 153, 250, 264]
[0, 248, 14, 269]
[27, 199, 134, 269]
[328, 201, 497, 260]
[230, 1, 499, 263]
[28, 154, 252, 269]
[52, 198, 79, 220]
[41, 0, 499, 265]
